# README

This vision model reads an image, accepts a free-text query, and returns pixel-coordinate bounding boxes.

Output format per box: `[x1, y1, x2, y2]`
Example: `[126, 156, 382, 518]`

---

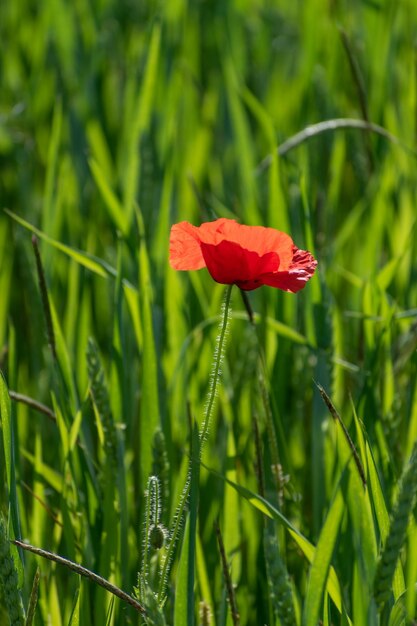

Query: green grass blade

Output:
[123, 23, 161, 224]
[174, 425, 200, 626]
[5, 210, 115, 278]
[174, 515, 191, 626]
[67, 588, 80, 626]
[89, 159, 128, 235]
[42, 98, 62, 237]
[137, 210, 160, 489]
[366, 442, 405, 599]
[0, 374, 23, 584]
[25, 566, 40, 626]
[303, 487, 345, 626]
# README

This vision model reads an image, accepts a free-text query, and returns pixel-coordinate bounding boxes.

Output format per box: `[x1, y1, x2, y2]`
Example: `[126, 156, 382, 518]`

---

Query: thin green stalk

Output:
[199, 284, 233, 448]
[255, 118, 417, 175]
[157, 284, 233, 604]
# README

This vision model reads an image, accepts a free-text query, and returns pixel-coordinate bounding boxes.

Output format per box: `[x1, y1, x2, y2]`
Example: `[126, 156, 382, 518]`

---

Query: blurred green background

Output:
[1, 0, 417, 624]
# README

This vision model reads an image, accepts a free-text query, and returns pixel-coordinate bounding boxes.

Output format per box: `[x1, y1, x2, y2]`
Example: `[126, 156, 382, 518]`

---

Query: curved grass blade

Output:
[256, 118, 417, 174]
[4, 210, 116, 279]
[89, 158, 128, 235]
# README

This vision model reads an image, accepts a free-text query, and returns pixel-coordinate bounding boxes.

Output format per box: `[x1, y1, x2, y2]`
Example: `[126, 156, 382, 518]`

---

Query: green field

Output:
[1, 0, 417, 624]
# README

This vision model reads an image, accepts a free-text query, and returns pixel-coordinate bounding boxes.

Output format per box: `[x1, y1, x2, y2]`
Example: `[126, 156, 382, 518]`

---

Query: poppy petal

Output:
[261, 247, 317, 293]
[169, 221, 206, 270]
[200, 240, 279, 289]
[215, 219, 294, 267]
[169, 218, 317, 293]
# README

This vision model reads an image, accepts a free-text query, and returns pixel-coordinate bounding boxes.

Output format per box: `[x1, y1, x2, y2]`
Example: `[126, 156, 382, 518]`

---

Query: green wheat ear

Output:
[264, 522, 296, 626]
[86, 337, 119, 468]
[374, 439, 417, 608]
[0, 515, 25, 626]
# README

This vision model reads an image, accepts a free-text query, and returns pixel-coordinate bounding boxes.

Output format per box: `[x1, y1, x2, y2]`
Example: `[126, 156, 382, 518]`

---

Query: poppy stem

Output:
[199, 284, 233, 447]
[239, 289, 255, 325]
[157, 286, 233, 605]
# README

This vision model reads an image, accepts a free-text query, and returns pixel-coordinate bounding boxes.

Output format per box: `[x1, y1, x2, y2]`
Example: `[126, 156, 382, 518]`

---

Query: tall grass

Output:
[1, 0, 417, 624]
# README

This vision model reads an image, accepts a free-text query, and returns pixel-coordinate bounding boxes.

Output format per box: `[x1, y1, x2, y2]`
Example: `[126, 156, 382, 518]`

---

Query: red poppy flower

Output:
[169, 218, 317, 292]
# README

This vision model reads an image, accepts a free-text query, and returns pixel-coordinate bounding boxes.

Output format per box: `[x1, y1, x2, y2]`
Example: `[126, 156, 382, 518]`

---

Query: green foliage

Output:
[24, 567, 40, 626]
[1, 0, 417, 624]
[374, 440, 417, 608]
[0, 516, 25, 626]
[86, 337, 119, 469]
[264, 523, 296, 626]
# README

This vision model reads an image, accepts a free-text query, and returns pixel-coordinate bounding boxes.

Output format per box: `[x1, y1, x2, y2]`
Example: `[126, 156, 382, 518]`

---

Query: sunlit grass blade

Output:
[387, 592, 408, 626]
[196, 534, 216, 626]
[365, 442, 406, 599]
[174, 515, 192, 626]
[303, 486, 345, 626]
[5, 210, 116, 279]
[137, 210, 160, 489]
[67, 588, 80, 626]
[0, 223, 12, 347]
[405, 518, 417, 619]
[223, 58, 259, 222]
[122, 23, 161, 224]
[42, 99, 62, 238]
[89, 158, 128, 235]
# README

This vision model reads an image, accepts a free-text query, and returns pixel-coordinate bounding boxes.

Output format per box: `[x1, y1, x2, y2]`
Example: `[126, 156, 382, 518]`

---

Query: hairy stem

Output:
[199, 284, 233, 448]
